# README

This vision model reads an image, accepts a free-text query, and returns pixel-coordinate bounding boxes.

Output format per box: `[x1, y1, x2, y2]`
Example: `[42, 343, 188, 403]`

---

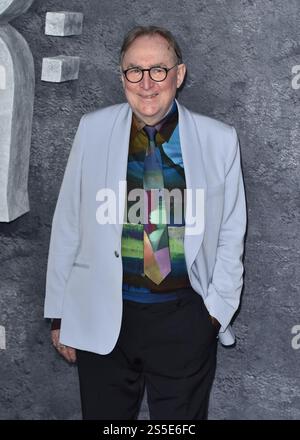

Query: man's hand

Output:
[51, 329, 76, 363]
[210, 315, 221, 332]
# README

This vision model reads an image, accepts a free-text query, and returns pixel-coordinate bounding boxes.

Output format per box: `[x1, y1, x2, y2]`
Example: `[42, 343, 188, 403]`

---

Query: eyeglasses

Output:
[122, 63, 179, 83]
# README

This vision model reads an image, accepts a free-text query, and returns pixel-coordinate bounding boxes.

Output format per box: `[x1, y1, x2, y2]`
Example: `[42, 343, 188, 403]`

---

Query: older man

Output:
[44, 26, 247, 420]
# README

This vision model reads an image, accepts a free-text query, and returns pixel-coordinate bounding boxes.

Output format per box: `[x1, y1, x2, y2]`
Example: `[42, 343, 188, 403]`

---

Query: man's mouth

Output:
[139, 93, 159, 99]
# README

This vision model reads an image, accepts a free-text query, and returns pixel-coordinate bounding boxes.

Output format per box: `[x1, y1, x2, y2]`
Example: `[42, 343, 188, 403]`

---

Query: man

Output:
[44, 26, 247, 420]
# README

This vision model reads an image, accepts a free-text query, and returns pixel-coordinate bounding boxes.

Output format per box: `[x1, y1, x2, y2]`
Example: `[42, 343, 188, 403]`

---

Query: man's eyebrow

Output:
[151, 63, 168, 68]
[125, 63, 142, 69]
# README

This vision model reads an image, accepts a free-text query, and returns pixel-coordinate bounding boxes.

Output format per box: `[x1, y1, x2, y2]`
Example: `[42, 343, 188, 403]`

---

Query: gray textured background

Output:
[0, 0, 299, 419]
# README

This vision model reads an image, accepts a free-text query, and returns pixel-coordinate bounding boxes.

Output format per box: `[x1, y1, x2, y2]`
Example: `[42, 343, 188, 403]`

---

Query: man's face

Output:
[121, 34, 186, 126]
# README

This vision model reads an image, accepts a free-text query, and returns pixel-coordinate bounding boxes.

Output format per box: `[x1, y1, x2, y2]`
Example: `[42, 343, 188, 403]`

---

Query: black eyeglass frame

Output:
[122, 63, 179, 83]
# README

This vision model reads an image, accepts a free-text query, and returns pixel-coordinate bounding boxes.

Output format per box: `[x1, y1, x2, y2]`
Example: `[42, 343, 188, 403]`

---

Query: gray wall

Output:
[0, 0, 299, 419]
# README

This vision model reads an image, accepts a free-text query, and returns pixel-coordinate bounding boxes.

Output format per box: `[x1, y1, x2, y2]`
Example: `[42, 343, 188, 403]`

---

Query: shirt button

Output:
[114, 250, 119, 258]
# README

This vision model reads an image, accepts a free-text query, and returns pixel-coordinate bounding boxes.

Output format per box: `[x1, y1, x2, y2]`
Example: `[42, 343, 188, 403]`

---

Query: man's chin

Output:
[135, 109, 164, 125]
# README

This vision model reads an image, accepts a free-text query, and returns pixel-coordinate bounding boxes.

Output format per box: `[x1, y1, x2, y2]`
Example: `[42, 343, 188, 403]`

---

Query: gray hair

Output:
[120, 25, 183, 65]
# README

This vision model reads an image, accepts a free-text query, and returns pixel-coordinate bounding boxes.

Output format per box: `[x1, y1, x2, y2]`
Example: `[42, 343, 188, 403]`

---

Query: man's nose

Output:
[140, 71, 154, 89]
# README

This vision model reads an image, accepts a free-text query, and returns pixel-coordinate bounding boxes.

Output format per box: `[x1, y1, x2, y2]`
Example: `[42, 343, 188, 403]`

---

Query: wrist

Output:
[51, 318, 61, 331]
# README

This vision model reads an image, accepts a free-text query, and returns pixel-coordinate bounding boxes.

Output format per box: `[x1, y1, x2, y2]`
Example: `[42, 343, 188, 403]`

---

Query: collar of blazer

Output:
[104, 98, 207, 278]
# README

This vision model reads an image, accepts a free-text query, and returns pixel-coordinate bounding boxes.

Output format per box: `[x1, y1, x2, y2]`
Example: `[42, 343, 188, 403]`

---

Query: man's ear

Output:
[177, 63, 186, 89]
[119, 67, 125, 89]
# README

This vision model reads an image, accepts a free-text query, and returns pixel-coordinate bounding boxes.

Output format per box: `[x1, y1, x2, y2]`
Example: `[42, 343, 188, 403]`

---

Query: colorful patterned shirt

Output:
[122, 101, 192, 301]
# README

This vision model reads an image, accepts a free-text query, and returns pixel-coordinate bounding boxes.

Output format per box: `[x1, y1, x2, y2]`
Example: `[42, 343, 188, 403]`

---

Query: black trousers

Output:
[76, 289, 218, 420]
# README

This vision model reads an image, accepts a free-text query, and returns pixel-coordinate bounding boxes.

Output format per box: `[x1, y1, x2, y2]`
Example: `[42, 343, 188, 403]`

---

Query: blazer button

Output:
[114, 250, 119, 258]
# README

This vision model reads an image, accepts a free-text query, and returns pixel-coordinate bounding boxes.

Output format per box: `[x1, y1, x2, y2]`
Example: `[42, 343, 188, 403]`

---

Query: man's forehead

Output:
[123, 35, 176, 62]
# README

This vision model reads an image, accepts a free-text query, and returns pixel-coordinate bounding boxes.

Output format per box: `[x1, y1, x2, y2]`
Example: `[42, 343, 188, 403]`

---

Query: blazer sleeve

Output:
[204, 126, 247, 332]
[44, 114, 86, 319]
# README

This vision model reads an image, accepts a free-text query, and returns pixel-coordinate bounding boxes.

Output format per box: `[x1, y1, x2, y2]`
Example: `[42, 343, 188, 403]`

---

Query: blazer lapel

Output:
[105, 103, 132, 237]
[176, 100, 207, 276]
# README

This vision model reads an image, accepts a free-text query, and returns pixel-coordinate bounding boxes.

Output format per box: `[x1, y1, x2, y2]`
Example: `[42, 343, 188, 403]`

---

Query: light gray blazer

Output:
[44, 99, 247, 354]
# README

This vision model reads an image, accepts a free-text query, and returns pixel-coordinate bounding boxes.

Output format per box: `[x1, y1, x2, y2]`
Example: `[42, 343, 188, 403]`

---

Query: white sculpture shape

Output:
[0, 0, 35, 221]
[41, 55, 80, 82]
[45, 11, 84, 36]
[0, 0, 34, 22]
[0, 325, 5, 349]
[0, 64, 5, 88]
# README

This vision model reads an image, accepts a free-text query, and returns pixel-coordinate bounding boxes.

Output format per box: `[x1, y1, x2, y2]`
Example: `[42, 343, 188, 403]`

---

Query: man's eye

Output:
[130, 68, 141, 74]
[152, 67, 164, 73]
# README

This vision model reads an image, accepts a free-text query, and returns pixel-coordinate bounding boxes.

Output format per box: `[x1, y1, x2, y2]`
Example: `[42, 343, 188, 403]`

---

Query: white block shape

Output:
[41, 55, 80, 82]
[0, 325, 5, 349]
[45, 11, 83, 36]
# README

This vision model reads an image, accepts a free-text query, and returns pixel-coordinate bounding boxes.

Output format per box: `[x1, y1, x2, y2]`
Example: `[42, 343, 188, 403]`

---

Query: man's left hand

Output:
[51, 329, 76, 363]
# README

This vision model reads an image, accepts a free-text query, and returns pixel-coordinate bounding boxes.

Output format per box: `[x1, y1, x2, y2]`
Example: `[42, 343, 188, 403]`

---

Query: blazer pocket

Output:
[73, 262, 90, 269]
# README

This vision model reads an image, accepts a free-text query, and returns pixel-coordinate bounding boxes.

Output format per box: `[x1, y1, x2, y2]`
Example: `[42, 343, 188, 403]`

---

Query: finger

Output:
[57, 345, 76, 363]
[54, 343, 66, 353]
[51, 329, 60, 346]
[56, 344, 69, 361]
[66, 347, 76, 363]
